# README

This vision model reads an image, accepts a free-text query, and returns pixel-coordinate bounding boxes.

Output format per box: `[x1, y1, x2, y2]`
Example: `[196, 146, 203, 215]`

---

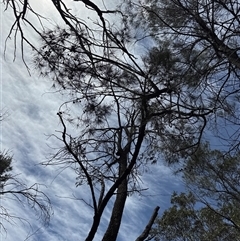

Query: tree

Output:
[34, 21, 209, 241]
[0, 113, 51, 234]
[127, 0, 240, 154]
[3, 0, 240, 241]
[0, 151, 12, 189]
[0, 151, 52, 232]
[151, 144, 240, 240]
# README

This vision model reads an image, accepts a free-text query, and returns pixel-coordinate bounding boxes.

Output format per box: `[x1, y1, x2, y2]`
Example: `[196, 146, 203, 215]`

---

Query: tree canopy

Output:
[152, 144, 240, 241]
[127, 0, 240, 152]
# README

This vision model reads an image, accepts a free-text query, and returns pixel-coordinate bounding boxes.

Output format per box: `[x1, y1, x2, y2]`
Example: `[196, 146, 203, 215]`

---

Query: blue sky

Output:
[0, 1, 184, 241]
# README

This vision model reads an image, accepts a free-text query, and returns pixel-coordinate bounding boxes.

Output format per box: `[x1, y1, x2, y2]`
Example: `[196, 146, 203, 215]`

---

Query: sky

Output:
[0, 1, 183, 241]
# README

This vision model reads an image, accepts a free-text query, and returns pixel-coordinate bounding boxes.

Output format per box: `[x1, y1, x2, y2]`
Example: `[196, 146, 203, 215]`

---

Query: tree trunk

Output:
[102, 154, 128, 241]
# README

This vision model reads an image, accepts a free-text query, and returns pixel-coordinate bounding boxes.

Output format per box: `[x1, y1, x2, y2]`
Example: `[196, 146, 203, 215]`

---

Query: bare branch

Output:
[135, 206, 160, 241]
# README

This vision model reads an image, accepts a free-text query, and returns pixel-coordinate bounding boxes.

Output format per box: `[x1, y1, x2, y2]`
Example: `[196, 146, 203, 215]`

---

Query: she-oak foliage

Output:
[0, 151, 51, 233]
[0, 152, 12, 189]
[0, 113, 51, 232]
[3, 0, 240, 240]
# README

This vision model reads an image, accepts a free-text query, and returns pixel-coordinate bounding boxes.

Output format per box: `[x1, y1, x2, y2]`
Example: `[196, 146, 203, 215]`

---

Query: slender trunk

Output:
[85, 123, 146, 241]
[102, 154, 128, 241]
[85, 155, 128, 241]
[85, 214, 101, 241]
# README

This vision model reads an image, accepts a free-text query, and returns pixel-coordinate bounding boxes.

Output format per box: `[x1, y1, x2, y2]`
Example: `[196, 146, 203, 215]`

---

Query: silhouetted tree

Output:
[31, 3, 209, 240]
[126, 0, 240, 154]
[0, 114, 51, 233]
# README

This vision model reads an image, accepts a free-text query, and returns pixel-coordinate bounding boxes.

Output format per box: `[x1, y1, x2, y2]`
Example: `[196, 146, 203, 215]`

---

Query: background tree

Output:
[0, 112, 51, 234]
[0, 152, 51, 226]
[126, 0, 240, 154]
[151, 144, 240, 240]
[0, 151, 13, 189]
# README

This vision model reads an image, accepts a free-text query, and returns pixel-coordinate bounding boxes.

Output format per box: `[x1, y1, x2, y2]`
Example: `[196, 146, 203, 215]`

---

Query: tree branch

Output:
[135, 206, 160, 241]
